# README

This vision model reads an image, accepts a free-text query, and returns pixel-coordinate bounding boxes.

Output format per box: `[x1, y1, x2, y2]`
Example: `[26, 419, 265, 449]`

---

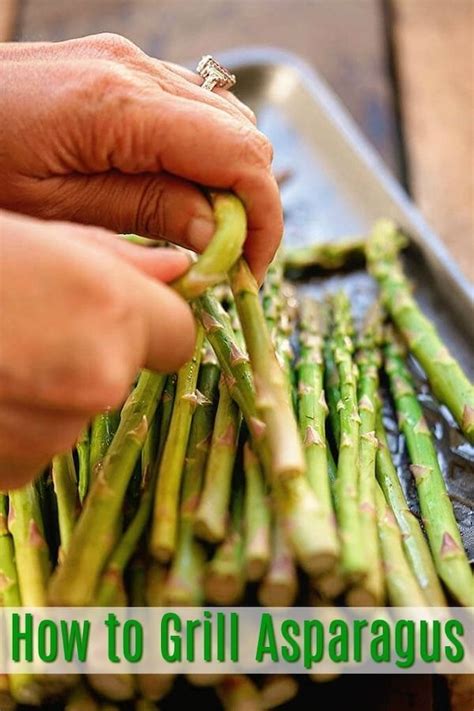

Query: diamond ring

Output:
[196, 55, 236, 92]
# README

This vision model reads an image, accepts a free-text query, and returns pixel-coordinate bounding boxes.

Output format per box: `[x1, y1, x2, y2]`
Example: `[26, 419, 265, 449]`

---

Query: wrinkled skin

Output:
[0, 34, 283, 486]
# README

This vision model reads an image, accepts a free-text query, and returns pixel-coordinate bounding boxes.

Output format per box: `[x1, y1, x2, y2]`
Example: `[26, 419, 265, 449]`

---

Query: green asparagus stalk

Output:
[263, 263, 338, 577]
[89, 408, 120, 483]
[375, 408, 446, 605]
[330, 292, 366, 583]
[0, 494, 43, 706]
[375, 482, 427, 606]
[76, 426, 90, 502]
[94, 379, 174, 607]
[172, 192, 247, 300]
[51, 451, 80, 559]
[323, 319, 342, 451]
[284, 236, 366, 271]
[49, 369, 166, 605]
[8, 483, 50, 606]
[150, 327, 204, 562]
[138, 562, 176, 702]
[258, 518, 298, 607]
[156, 374, 178, 461]
[0, 494, 21, 607]
[193, 291, 262, 437]
[164, 344, 219, 605]
[205, 482, 245, 605]
[384, 331, 474, 606]
[230, 258, 305, 481]
[194, 375, 242, 542]
[296, 298, 340, 572]
[367, 219, 474, 442]
[243, 442, 271, 581]
[217, 675, 261, 711]
[195, 289, 327, 575]
[348, 304, 384, 605]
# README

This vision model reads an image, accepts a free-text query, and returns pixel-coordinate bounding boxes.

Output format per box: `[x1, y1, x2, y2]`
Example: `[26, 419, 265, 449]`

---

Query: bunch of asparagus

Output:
[1, 198, 472, 709]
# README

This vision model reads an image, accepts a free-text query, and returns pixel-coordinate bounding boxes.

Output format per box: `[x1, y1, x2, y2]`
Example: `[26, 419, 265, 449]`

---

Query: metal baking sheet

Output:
[221, 48, 473, 562]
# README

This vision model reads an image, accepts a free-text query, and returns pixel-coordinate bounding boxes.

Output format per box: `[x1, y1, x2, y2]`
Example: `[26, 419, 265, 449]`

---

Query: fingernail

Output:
[187, 215, 215, 252]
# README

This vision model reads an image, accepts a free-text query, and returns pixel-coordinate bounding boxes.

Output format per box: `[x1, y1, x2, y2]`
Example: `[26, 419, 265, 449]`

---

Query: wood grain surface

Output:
[392, 0, 474, 281]
[0, 0, 16, 40]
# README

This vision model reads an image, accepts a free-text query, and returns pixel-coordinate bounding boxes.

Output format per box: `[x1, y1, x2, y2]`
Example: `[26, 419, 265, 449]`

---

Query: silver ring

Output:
[196, 55, 236, 92]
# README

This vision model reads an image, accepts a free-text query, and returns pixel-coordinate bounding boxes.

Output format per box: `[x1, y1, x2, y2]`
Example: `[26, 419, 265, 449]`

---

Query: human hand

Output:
[0, 33, 283, 281]
[0, 209, 195, 488]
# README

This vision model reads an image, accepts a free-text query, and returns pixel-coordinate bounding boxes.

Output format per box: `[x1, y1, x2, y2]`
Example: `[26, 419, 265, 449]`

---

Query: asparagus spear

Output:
[263, 263, 339, 577]
[384, 331, 474, 605]
[375, 482, 427, 606]
[49, 369, 166, 605]
[243, 442, 271, 581]
[296, 298, 340, 573]
[194, 375, 242, 542]
[164, 344, 219, 605]
[367, 219, 474, 442]
[323, 319, 342, 451]
[205, 481, 246, 605]
[150, 328, 204, 562]
[195, 290, 327, 575]
[172, 192, 247, 299]
[284, 237, 366, 271]
[89, 408, 120, 483]
[330, 292, 366, 583]
[375, 408, 446, 605]
[258, 518, 298, 607]
[8, 483, 50, 606]
[95, 376, 175, 606]
[76, 426, 90, 502]
[348, 304, 384, 605]
[0, 494, 43, 706]
[156, 374, 178, 461]
[230, 258, 305, 481]
[51, 451, 80, 559]
[0, 494, 21, 607]
[139, 564, 176, 702]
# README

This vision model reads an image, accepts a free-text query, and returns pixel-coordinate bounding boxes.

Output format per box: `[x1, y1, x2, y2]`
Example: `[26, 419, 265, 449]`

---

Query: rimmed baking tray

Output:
[219, 47, 473, 560]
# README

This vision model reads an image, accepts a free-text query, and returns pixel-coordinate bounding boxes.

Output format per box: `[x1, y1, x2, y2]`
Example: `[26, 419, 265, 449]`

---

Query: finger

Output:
[129, 271, 197, 373]
[94, 95, 283, 278]
[0, 404, 87, 489]
[161, 60, 257, 125]
[30, 171, 216, 253]
[79, 236, 192, 283]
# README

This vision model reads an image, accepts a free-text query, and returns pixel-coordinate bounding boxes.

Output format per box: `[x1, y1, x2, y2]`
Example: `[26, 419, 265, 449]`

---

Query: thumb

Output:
[31, 170, 217, 253]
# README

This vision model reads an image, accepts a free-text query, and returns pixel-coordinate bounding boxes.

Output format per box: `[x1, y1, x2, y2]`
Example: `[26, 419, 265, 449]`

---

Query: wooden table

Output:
[2, 2, 473, 710]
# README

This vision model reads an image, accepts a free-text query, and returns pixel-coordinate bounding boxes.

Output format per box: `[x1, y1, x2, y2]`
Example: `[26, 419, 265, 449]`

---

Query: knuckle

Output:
[86, 32, 141, 61]
[90, 364, 131, 411]
[135, 178, 168, 237]
[239, 126, 273, 168]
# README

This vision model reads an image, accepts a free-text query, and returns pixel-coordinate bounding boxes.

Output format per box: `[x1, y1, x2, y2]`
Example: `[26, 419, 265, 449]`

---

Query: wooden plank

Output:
[17, 0, 401, 176]
[392, 0, 474, 282]
[0, 0, 17, 40]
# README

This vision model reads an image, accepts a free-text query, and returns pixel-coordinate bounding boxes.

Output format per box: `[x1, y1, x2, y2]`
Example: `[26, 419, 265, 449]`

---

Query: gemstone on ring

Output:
[196, 55, 236, 92]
